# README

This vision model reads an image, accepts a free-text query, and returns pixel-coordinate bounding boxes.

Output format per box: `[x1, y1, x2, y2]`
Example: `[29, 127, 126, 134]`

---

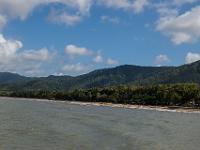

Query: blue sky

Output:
[1, 0, 200, 76]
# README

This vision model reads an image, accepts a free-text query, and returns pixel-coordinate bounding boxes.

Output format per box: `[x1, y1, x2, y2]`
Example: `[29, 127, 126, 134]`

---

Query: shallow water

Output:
[0, 97, 200, 150]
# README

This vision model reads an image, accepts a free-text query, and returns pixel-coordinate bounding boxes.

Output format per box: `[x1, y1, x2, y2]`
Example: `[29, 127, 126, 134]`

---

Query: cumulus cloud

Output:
[154, 0, 197, 10]
[20, 48, 51, 61]
[156, 5, 200, 44]
[98, 0, 149, 13]
[133, 0, 149, 13]
[93, 52, 103, 63]
[0, 0, 92, 27]
[0, 34, 22, 62]
[0, 0, 42, 20]
[0, 14, 6, 29]
[0, 34, 52, 76]
[0, 0, 92, 18]
[0, 0, 151, 28]
[65, 44, 92, 57]
[185, 52, 200, 64]
[62, 63, 90, 74]
[155, 54, 170, 66]
[0, 0, 198, 31]
[98, 0, 131, 9]
[156, 6, 178, 17]
[173, 0, 197, 5]
[106, 58, 119, 65]
[62, 44, 120, 75]
[48, 11, 82, 26]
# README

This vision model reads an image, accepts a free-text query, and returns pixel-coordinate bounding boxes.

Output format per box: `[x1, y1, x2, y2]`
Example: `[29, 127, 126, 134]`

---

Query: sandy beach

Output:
[69, 101, 200, 114]
[2, 97, 200, 114]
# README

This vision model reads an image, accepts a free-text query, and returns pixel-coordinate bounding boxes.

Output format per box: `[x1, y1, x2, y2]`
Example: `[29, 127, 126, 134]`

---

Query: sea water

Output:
[0, 97, 199, 150]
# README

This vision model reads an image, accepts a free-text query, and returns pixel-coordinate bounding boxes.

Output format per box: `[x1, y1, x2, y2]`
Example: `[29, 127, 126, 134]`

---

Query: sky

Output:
[1, 0, 200, 76]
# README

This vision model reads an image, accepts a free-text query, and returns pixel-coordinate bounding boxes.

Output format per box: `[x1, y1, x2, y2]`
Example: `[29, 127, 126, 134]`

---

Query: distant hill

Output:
[1, 61, 200, 91]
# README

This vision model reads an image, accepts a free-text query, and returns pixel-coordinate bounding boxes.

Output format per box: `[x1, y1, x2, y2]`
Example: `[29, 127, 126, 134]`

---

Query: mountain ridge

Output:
[1, 61, 200, 91]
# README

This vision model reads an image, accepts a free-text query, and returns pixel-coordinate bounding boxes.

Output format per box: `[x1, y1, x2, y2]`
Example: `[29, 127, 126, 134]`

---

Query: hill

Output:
[1, 61, 200, 91]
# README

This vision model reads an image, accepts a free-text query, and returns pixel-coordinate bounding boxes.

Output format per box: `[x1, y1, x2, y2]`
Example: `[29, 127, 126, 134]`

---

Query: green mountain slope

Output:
[1, 61, 200, 91]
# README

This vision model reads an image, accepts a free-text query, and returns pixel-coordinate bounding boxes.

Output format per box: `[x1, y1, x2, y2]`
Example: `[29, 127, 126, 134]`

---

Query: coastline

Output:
[1, 96, 200, 114]
[69, 101, 200, 114]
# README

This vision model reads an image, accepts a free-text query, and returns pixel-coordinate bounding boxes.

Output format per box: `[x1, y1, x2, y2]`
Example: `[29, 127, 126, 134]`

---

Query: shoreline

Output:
[1, 97, 200, 114]
[69, 101, 200, 114]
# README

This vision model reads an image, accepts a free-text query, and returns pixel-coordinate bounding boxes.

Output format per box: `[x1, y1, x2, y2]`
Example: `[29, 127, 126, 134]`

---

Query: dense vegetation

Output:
[3, 83, 200, 108]
[1, 61, 200, 91]
[1, 61, 200, 108]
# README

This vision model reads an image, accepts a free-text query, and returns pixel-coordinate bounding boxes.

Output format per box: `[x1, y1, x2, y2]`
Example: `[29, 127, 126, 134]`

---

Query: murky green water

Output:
[0, 97, 200, 150]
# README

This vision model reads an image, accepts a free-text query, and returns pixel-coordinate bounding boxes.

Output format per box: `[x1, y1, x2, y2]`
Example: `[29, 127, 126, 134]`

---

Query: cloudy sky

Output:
[0, 0, 200, 76]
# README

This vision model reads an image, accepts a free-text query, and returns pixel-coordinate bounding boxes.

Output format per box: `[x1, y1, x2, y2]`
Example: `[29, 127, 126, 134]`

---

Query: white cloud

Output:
[154, 0, 197, 10]
[93, 52, 103, 63]
[133, 0, 149, 13]
[98, 0, 132, 10]
[62, 63, 89, 73]
[185, 52, 200, 64]
[156, 6, 178, 17]
[156, 6, 200, 44]
[98, 0, 149, 13]
[0, 0, 92, 18]
[106, 58, 119, 65]
[0, 0, 42, 20]
[0, 0, 92, 27]
[65, 44, 92, 57]
[0, 14, 7, 29]
[155, 54, 170, 66]
[48, 10, 82, 26]
[0, 0, 198, 30]
[53, 72, 64, 76]
[0, 34, 22, 63]
[20, 48, 51, 61]
[173, 0, 197, 5]
[0, 34, 52, 76]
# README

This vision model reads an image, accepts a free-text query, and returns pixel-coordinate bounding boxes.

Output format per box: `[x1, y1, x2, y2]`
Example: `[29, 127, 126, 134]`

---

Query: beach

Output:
[2, 97, 200, 114]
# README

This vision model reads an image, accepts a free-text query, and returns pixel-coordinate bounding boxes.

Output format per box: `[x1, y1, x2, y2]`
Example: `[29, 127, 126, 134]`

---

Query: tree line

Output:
[2, 83, 200, 108]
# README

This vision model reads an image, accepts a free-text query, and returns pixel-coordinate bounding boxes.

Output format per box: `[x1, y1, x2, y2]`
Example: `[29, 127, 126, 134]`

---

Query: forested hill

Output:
[1, 61, 200, 91]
